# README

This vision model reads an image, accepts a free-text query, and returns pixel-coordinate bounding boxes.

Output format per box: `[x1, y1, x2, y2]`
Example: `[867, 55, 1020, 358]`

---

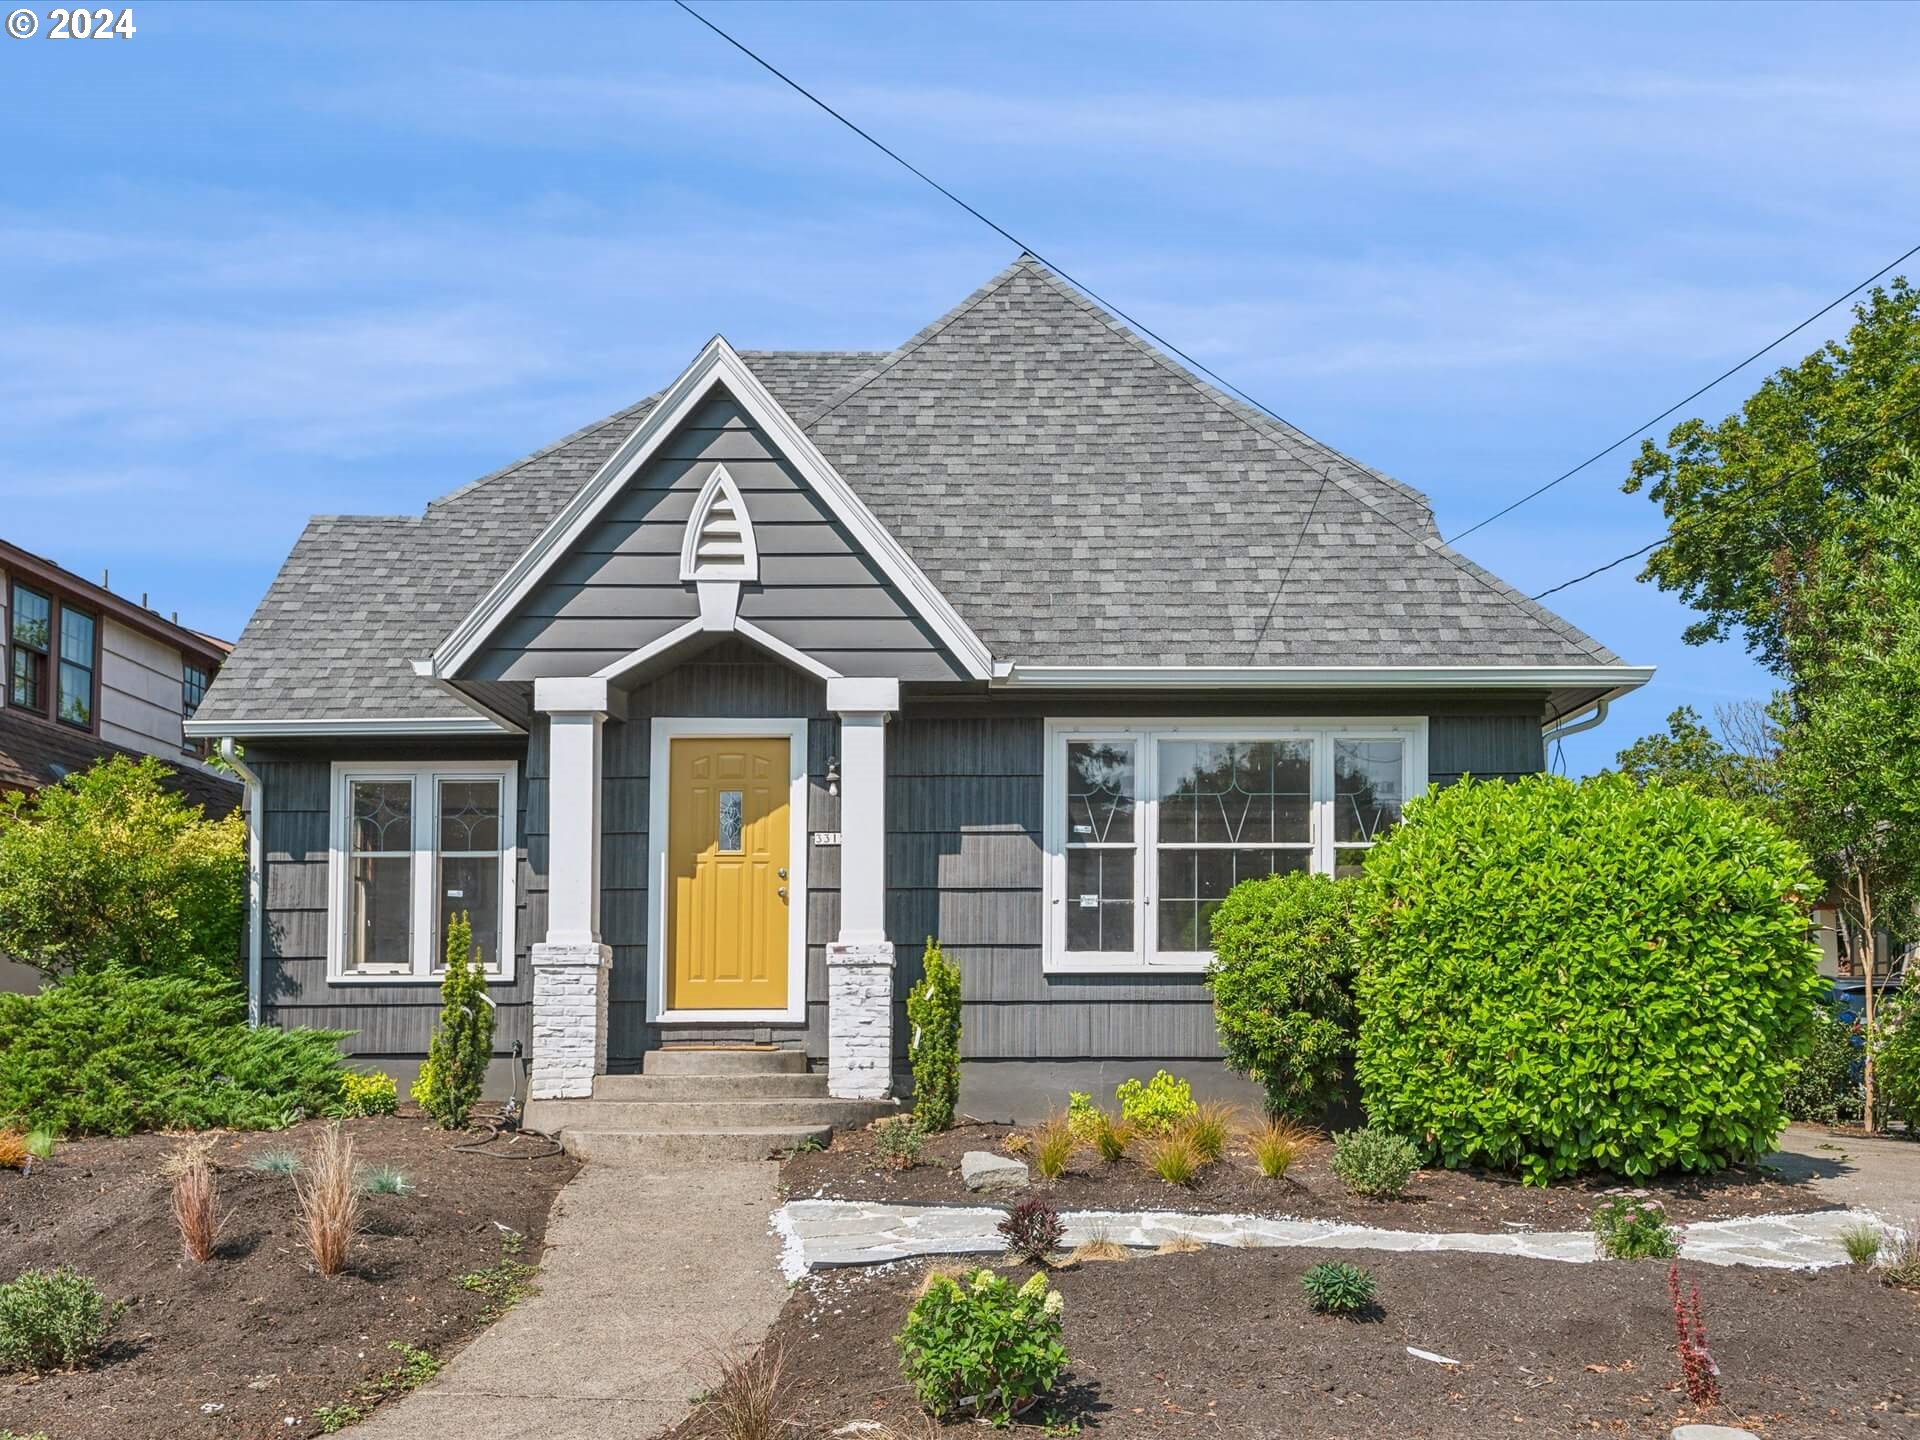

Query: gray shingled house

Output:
[188, 257, 1651, 1146]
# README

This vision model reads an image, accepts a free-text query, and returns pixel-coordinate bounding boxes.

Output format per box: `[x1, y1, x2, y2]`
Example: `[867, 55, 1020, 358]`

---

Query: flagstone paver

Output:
[774, 1199, 1885, 1277]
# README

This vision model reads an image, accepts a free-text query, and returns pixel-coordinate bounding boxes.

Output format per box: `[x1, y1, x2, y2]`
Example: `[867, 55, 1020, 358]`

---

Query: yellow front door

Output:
[667, 736, 790, 1012]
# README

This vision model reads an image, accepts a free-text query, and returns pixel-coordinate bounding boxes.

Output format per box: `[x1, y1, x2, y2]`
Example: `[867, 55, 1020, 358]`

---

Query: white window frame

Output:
[327, 759, 519, 984]
[1043, 717, 1428, 974]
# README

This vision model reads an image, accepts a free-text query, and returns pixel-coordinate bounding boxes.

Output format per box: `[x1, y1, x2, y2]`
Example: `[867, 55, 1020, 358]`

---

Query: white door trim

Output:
[646, 716, 810, 1025]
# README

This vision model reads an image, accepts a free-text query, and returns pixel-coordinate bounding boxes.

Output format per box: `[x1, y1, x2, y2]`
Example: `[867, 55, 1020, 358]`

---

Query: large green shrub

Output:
[895, 1269, 1067, 1424]
[1206, 872, 1359, 1117]
[1874, 978, 1920, 1130]
[0, 756, 243, 981]
[1354, 774, 1824, 1184]
[905, 937, 962, 1131]
[0, 1268, 115, 1374]
[1783, 1002, 1862, 1126]
[411, 913, 494, 1130]
[0, 970, 347, 1136]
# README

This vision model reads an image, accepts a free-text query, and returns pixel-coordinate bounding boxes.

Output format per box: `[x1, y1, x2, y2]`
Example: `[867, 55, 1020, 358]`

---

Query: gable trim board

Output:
[645, 715, 811, 1025]
[428, 337, 994, 685]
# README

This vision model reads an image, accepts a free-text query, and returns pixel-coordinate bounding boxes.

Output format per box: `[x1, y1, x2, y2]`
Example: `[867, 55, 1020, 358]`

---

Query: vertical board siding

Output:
[1428, 713, 1546, 785]
[603, 638, 834, 1064]
[466, 387, 966, 684]
[255, 741, 537, 1062]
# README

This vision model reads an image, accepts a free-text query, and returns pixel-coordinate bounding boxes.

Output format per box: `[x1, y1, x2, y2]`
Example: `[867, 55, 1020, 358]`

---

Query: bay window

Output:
[329, 760, 517, 982]
[1045, 719, 1426, 972]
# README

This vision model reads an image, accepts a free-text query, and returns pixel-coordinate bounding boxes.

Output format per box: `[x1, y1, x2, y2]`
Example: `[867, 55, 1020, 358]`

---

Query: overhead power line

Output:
[1447, 238, 1920, 545]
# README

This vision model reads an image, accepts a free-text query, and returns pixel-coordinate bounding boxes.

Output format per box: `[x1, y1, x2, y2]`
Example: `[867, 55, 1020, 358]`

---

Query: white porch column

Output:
[825, 677, 900, 1100]
[529, 676, 621, 1101]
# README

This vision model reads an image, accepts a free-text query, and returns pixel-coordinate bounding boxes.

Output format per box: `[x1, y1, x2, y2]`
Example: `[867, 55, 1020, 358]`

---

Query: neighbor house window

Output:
[182, 662, 209, 717]
[56, 605, 95, 728]
[1045, 719, 1425, 971]
[329, 761, 517, 981]
[9, 584, 49, 712]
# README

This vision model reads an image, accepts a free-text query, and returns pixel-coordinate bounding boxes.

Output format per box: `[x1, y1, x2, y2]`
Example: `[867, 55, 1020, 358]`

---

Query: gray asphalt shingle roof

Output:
[195, 258, 1621, 727]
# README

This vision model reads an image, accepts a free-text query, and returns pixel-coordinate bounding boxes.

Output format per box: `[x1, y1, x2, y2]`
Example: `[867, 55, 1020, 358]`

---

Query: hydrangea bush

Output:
[895, 1269, 1067, 1424]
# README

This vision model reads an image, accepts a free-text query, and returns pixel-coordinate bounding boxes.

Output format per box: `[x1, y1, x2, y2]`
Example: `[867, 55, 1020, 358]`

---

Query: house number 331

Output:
[47, 8, 138, 38]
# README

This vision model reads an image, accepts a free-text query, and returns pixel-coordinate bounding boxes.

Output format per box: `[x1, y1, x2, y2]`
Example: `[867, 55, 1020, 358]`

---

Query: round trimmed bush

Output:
[1206, 872, 1359, 1117]
[1353, 774, 1824, 1184]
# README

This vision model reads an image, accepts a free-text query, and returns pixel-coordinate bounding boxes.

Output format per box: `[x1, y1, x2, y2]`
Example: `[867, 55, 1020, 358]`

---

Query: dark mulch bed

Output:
[783, 1122, 1824, 1231]
[0, 1114, 578, 1440]
[672, 1249, 1920, 1439]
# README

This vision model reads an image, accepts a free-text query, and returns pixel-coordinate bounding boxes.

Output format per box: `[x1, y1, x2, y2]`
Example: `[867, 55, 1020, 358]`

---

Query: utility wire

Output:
[1447, 239, 1920, 545]
[1528, 394, 1920, 601]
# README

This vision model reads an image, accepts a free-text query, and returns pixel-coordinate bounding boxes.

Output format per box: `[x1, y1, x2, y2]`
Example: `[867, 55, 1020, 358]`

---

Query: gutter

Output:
[1541, 697, 1611, 744]
[220, 738, 265, 1028]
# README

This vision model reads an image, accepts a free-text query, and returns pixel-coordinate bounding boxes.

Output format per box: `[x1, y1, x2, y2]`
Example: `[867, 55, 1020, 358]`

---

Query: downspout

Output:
[1541, 696, 1610, 746]
[221, 738, 265, 1028]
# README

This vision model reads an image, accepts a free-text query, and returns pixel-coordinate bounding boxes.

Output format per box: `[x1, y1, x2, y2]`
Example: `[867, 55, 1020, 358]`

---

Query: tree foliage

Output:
[1354, 775, 1824, 1184]
[905, 937, 962, 1131]
[411, 912, 494, 1130]
[0, 756, 243, 981]
[1623, 279, 1920, 671]
[1613, 704, 1777, 814]
[1205, 871, 1359, 1117]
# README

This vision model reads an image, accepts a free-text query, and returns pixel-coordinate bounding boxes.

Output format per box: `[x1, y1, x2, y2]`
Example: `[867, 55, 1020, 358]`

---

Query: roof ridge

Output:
[794, 254, 1033, 429]
[1007, 259, 1616, 665]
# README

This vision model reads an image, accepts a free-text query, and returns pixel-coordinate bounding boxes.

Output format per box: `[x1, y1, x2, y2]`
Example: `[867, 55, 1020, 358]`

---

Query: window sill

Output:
[1041, 956, 1215, 976]
[328, 970, 515, 987]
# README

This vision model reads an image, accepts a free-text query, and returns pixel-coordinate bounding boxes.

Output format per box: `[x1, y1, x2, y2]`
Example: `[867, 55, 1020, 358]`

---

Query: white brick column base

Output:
[826, 940, 895, 1099]
[530, 941, 612, 1100]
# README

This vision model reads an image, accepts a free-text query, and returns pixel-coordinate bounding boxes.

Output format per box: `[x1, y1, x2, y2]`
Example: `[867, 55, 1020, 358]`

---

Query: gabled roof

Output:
[191, 259, 1640, 733]
[0, 708, 240, 815]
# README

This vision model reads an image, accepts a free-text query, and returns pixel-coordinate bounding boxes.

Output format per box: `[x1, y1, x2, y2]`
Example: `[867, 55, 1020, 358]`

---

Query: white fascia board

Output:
[428, 336, 994, 682]
[183, 716, 517, 739]
[993, 664, 1657, 691]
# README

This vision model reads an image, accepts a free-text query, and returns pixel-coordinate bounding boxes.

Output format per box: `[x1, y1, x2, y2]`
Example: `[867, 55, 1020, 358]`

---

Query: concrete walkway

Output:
[357, 1160, 786, 1440]
[1767, 1122, 1920, 1213]
[775, 1199, 1883, 1275]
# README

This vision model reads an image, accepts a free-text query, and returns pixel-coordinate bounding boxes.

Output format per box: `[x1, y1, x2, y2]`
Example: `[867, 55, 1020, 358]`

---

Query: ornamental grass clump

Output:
[0, 1268, 115, 1374]
[1030, 1111, 1075, 1182]
[1250, 1117, 1316, 1180]
[1301, 1261, 1377, 1317]
[895, 1269, 1067, 1424]
[1091, 1109, 1133, 1163]
[697, 1341, 792, 1440]
[1143, 1128, 1202, 1187]
[1354, 774, 1824, 1185]
[1590, 1196, 1677, 1260]
[997, 1198, 1065, 1265]
[1839, 1221, 1883, 1267]
[295, 1122, 361, 1277]
[1330, 1126, 1420, 1199]
[1181, 1101, 1237, 1164]
[0, 1131, 26, 1171]
[169, 1147, 223, 1263]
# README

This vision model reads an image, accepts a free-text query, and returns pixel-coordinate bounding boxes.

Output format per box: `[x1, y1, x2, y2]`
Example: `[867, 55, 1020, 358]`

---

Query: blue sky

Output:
[5, 0, 1918, 772]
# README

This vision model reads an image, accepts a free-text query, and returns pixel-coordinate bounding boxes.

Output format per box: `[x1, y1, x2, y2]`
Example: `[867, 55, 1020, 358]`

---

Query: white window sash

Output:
[328, 760, 518, 984]
[1044, 718, 1427, 975]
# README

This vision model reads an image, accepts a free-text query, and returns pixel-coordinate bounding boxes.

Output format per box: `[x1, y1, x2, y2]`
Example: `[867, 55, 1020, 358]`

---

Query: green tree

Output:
[905, 937, 962, 1131]
[1612, 703, 1776, 812]
[0, 756, 244, 981]
[1772, 479, 1920, 1126]
[1623, 279, 1920, 672]
[410, 912, 495, 1129]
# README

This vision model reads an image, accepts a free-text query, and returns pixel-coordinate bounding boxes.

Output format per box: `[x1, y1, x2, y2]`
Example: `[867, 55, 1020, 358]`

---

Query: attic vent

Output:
[678, 463, 759, 583]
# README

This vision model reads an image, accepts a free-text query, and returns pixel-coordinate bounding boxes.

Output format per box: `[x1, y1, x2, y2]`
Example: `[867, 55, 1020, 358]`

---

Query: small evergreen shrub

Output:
[1065, 1090, 1103, 1143]
[1355, 775, 1825, 1184]
[1590, 1196, 1677, 1260]
[1114, 1069, 1196, 1133]
[1301, 1261, 1377, 1316]
[1330, 1127, 1420, 1199]
[1874, 980, 1920, 1132]
[0, 1268, 115, 1374]
[895, 1269, 1067, 1423]
[872, 1116, 925, 1171]
[906, 938, 962, 1132]
[1206, 872, 1359, 1117]
[411, 913, 494, 1130]
[997, 1198, 1065, 1264]
[0, 970, 346, 1136]
[1143, 1129, 1202, 1187]
[1783, 1001, 1862, 1126]
[335, 1071, 399, 1118]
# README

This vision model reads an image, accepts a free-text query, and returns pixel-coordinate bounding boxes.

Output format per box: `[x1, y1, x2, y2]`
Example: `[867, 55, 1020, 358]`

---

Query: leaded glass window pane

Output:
[1064, 740, 1135, 955]
[436, 778, 502, 971]
[348, 779, 413, 971]
[1154, 738, 1312, 953]
[1334, 739, 1405, 844]
[717, 790, 744, 852]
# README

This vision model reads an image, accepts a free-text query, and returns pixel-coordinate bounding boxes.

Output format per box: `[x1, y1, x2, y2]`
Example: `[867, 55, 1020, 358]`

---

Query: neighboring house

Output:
[187, 257, 1651, 1122]
[2, 539, 241, 991]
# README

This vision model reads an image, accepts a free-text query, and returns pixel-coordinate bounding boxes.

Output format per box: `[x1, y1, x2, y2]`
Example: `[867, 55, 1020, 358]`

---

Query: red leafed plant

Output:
[1667, 1261, 1720, 1406]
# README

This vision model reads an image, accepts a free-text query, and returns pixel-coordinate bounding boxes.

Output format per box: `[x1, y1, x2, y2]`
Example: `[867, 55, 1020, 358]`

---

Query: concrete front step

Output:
[528, 1096, 896, 1132]
[642, 1047, 807, 1077]
[561, 1125, 832, 1164]
[593, 1072, 831, 1101]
